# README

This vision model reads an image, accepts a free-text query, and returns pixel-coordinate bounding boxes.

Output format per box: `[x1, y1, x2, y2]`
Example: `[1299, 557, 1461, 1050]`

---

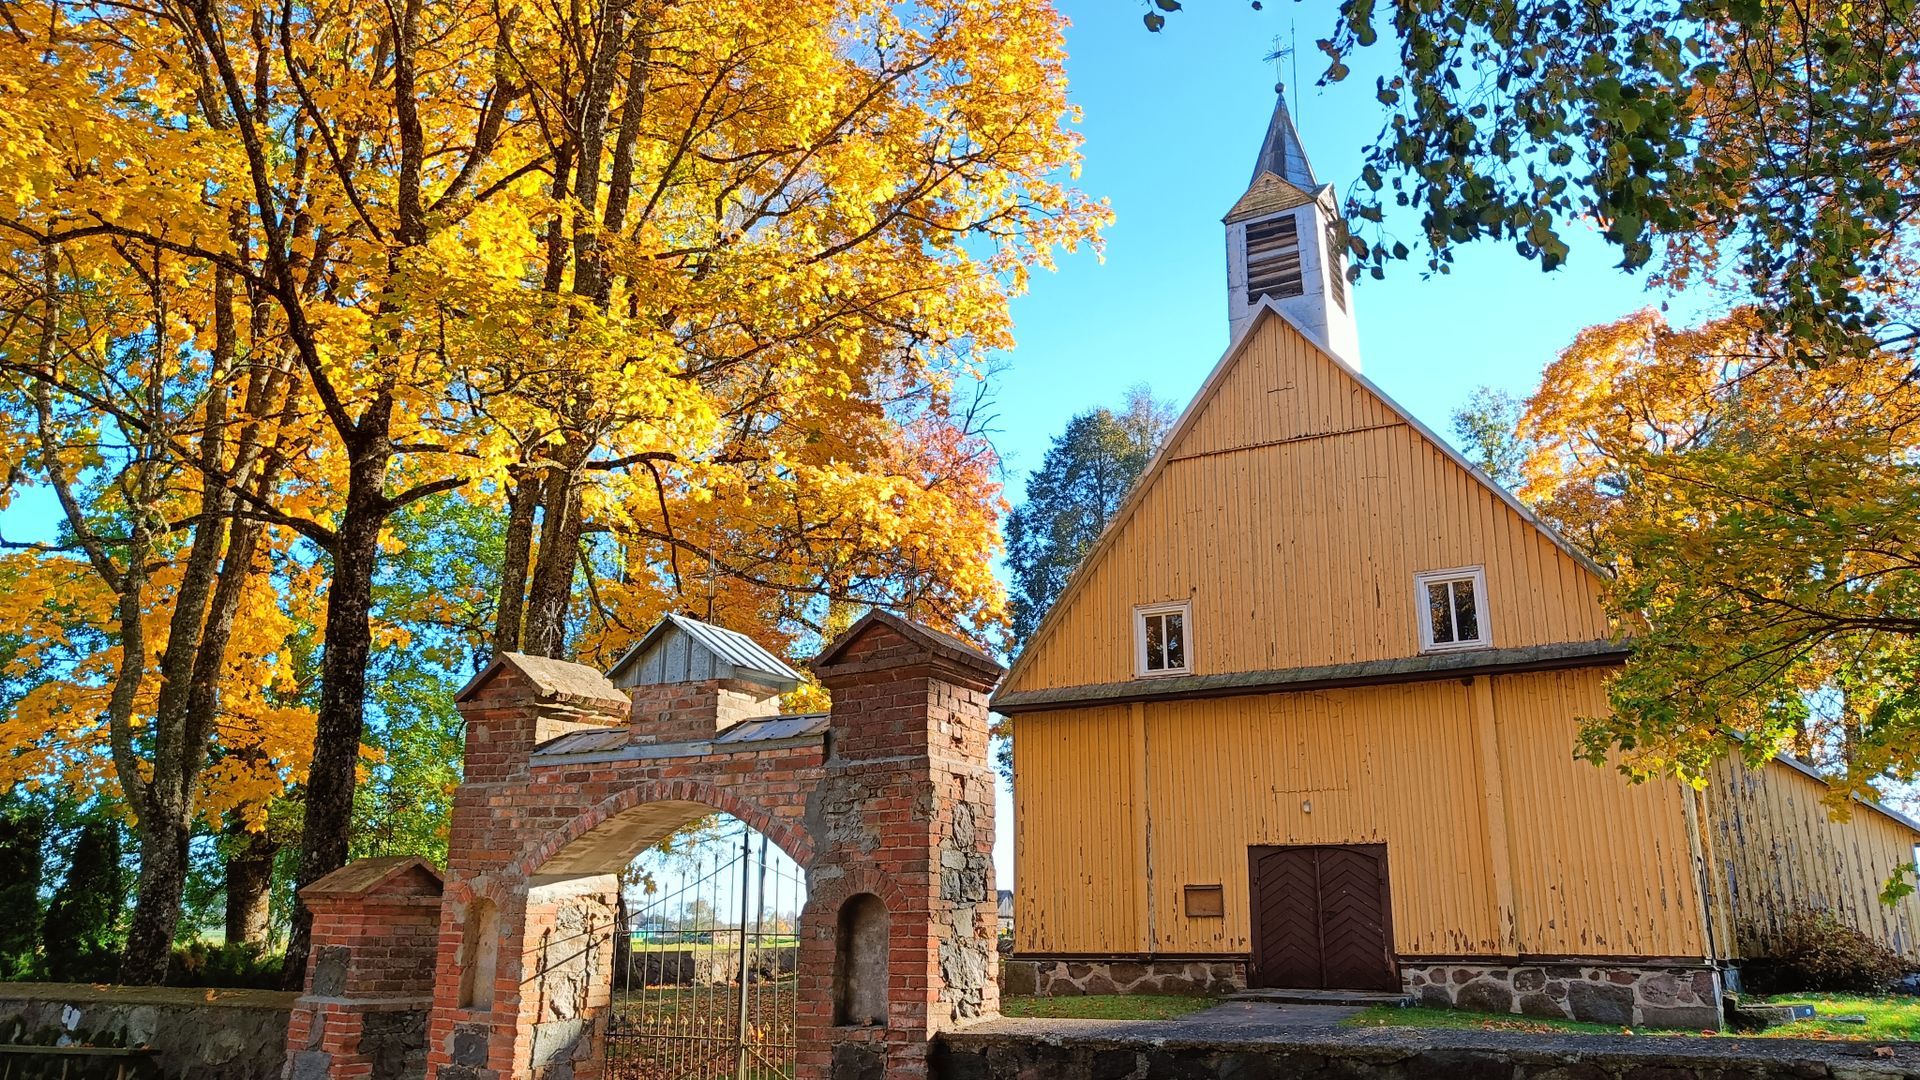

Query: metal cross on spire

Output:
[1249, 28, 1318, 190]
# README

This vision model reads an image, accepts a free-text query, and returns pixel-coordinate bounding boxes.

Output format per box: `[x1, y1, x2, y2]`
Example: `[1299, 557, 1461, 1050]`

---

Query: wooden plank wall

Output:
[1004, 315, 1609, 695]
[1013, 668, 1709, 961]
[1703, 756, 1920, 961]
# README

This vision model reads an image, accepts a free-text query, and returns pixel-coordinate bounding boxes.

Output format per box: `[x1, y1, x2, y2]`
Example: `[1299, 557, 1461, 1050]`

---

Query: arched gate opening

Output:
[608, 815, 809, 1080]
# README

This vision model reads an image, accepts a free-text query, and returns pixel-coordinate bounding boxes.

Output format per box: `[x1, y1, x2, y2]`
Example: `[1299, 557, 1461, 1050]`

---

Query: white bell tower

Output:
[1224, 86, 1360, 367]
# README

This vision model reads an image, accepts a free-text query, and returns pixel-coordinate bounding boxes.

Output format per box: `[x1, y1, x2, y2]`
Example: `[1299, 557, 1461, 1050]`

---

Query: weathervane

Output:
[1263, 23, 1302, 124]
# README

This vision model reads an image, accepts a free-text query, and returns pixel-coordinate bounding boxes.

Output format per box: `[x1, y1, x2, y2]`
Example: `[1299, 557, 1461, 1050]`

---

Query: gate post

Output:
[800, 612, 1004, 1080]
[283, 858, 441, 1080]
[427, 654, 633, 1080]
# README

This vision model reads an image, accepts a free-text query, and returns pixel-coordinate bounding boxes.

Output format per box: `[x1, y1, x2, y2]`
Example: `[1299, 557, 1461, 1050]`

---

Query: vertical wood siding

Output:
[1003, 316, 1608, 696]
[1013, 669, 1708, 961]
[1704, 756, 1920, 960]
[1490, 670, 1706, 958]
[1013, 705, 1146, 954]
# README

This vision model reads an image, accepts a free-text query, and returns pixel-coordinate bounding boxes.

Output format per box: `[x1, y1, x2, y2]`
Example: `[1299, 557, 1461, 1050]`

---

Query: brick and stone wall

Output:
[796, 617, 1004, 1080]
[401, 610, 1006, 1080]
[1401, 962, 1724, 1030]
[284, 857, 440, 1080]
[629, 678, 782, 744]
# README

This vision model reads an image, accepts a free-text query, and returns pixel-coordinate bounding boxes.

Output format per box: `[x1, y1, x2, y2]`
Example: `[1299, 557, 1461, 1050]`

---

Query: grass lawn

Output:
[1349, 994, 1920, 1040]
[1001, 995, 1219, 1021]
[1749, 993, 1920, 1040]
[1347, 1006, 1630, 1037]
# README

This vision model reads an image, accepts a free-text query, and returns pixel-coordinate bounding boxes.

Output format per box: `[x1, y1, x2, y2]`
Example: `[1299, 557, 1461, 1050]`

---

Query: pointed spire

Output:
[1251, 84, 1317, 191]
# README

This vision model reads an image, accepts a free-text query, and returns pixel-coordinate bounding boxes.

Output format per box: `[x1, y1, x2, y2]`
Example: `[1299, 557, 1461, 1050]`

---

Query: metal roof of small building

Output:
[605, 614, 803, 692]
[714, 712, 829, 744]
[532, 711, 828, 758]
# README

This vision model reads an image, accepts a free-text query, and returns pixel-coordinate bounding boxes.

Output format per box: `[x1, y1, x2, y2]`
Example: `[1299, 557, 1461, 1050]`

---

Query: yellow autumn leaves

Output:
[0, 0, 1107, 868]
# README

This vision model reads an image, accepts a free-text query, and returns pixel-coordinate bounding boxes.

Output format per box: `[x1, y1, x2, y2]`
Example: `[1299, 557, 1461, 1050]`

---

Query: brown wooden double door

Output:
[1247, 843, 1397, 991]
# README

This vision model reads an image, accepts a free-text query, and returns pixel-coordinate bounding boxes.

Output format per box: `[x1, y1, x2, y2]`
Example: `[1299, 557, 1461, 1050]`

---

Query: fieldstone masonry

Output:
[1000, 959, 1246, 998]
[290, 610, 1005, 1080]
[1401, 962, 1723, 1029]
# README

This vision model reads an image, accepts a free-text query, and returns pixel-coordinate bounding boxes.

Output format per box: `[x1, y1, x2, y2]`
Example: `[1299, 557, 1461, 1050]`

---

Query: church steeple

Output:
[1250, 85, 1317, 190]
[1223, 86, 1360, 367]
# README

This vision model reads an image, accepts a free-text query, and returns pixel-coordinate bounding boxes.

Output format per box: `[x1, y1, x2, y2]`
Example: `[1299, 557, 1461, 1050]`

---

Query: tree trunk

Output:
[283, 445, 389, 985]
[119, 812, 190, 983]
[493, 468, 539, 654]
[224, 820, 279, 947]
[521, 460, 588, 658]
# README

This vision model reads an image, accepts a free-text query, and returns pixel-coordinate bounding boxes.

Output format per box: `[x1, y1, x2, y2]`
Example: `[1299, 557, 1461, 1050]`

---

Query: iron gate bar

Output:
[608, 823, 804, 1080]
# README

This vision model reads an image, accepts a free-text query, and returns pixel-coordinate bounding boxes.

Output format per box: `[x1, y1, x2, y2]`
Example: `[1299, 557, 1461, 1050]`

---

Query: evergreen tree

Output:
[1005, 388, 1176, 649]
[1448, 387, 1534, 491]
[0, 799, 45, 979]
[44, 818, 126, 982]
[998, 389, 1175, 776]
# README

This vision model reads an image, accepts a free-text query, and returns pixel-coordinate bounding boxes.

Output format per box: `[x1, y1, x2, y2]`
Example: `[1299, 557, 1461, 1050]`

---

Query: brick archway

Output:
[315, 610, 1005, 1080]
[515, 777, 820, 880]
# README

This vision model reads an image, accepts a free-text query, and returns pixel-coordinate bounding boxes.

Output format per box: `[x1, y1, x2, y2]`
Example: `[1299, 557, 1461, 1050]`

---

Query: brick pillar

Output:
[285, 858, 442, 1080]
[799, 611, 1004, 1080]
[429, 654, 633, 1080]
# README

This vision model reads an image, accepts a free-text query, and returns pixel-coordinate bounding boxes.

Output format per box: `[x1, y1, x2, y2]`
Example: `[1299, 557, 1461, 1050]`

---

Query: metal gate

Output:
[607, 826, 807, 1080]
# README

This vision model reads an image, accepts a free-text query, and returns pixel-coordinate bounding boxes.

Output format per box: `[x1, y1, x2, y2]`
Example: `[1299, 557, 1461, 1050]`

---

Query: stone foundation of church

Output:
[1000, 958, 1246, 997]
[1401, 961, 1725, 1030]
[1002, 957, 1725, 1029]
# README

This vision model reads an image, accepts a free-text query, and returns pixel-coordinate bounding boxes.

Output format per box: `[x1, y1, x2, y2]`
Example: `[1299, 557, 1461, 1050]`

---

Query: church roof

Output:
[1251, 87, 1317, 191]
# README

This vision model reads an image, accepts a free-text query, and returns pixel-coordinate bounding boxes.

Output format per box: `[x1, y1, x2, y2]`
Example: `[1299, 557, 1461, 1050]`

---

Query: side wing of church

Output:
[995, 89, 1920, 1026]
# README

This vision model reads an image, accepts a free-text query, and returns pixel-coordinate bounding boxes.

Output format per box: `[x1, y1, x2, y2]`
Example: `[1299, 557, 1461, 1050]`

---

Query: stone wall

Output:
[623, 946, 796, 986]
[1401, 962, 1723, 1030]
[0, 983, 294, 1080]
[933, 1024, 1919, 1080]
[1000, 959, 1244, 997]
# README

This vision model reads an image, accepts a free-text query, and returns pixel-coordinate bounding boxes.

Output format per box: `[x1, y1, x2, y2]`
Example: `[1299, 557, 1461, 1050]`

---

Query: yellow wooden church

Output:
[995, 89, 1920, 1028]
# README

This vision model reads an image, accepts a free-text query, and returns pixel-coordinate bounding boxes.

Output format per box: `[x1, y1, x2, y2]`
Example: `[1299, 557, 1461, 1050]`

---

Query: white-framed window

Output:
[1414, 567, 1491, 652]
[1134, 600, 1192, 677]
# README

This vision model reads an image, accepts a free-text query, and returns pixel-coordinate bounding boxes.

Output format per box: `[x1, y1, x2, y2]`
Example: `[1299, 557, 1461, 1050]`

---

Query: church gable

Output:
[1000, 306, 1611, 698]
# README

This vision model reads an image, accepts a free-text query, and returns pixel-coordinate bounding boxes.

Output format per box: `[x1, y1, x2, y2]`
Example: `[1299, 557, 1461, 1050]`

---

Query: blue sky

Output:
[983, 0, 1697, 488]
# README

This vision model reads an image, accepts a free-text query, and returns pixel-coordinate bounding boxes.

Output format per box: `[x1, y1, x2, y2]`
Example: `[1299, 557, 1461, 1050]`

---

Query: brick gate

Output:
[284, 610, 1003, 1080]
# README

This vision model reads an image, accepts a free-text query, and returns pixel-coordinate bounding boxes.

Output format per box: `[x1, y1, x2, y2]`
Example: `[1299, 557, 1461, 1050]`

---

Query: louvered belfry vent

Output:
[1325, 219, 1347, 310]
[1245, 214, 1304, 304]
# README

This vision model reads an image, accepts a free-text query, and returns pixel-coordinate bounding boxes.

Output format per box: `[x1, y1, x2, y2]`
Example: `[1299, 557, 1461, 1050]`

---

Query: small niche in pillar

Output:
[832, 893, 888, 1027]
[457, 898, 499, 1010]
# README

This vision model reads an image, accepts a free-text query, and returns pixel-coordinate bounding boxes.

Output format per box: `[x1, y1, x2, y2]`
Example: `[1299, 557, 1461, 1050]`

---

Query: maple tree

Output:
[0, 235, 318, 979]
[1, 0, 1102, 982]
[1514, 308, 1920, 813]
